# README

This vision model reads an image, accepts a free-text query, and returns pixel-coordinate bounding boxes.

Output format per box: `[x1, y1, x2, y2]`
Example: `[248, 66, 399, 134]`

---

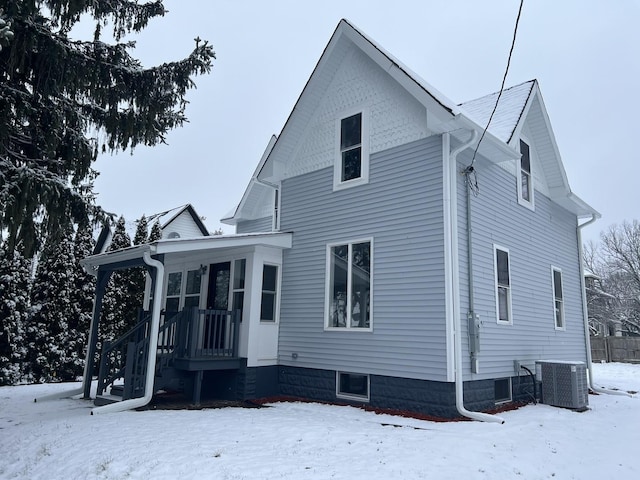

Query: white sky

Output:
[91, 0, 640, 243]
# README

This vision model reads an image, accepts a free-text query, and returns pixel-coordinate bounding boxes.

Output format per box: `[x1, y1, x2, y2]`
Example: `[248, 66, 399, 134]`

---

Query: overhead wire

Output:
[463, 0, 525, 196]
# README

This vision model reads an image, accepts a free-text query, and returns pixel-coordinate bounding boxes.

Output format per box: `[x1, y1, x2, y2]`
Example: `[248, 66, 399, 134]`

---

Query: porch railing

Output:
[96, 311, 151, 400]
[96, 307, 241, 400]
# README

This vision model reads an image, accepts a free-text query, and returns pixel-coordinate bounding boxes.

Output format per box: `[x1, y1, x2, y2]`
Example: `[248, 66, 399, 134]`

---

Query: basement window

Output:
[495, 378, 512, 404]
[336, 372, 370, 401]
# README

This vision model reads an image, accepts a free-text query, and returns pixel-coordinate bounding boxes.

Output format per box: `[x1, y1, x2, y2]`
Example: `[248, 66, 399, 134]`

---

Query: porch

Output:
[95, 307, 242, 407]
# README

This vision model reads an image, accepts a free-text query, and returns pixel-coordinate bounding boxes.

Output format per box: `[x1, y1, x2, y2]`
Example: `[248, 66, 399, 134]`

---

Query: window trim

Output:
[551, 266, 565, 330]
[164, 268, 203, 312]
[324, 237, 373, 331]
[260, 263, 281, 323]
[517, 138, 535, 210]
[333, 108, 370, 191]
[493, 244, 513, 325]
[336, 371, 370, 402]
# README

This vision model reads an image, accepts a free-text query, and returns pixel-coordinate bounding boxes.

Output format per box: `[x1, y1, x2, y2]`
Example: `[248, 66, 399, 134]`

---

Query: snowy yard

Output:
[0, 363, 638, 480]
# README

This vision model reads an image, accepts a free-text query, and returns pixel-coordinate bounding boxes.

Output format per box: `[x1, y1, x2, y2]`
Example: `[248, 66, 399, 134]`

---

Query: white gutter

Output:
[577, 215, 631, 397]
[446, 131, 505, 424]
[91, 251, 165, 414]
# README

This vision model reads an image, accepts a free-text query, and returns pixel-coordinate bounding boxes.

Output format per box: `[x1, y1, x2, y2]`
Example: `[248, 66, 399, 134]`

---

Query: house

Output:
[76, 19, 599, 419]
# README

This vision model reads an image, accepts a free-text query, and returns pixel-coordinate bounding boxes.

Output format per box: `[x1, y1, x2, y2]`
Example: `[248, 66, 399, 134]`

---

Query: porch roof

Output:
[80, 232, 293, 271]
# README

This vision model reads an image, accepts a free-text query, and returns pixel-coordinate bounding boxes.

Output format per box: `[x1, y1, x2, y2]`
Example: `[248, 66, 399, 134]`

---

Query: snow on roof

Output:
[458, 80, 536, 144]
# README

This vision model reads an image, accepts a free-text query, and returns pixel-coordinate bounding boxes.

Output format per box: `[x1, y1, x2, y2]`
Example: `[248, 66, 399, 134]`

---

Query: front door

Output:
[205, 262, 230, 349]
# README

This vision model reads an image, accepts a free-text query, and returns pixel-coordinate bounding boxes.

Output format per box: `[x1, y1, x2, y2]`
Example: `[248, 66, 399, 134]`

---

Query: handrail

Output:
[96, 311, 151, 397]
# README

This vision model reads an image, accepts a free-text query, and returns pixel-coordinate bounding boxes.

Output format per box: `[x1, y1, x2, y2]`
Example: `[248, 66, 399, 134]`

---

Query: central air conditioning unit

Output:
[536, 360, 589, 410]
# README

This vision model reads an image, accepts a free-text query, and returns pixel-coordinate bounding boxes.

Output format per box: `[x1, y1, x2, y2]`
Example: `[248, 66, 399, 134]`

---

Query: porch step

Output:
[110, 384, 125, 397]
[94, 394, 122, 406]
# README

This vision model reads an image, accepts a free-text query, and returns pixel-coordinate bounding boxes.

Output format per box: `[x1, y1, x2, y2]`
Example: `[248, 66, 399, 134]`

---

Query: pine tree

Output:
[0, 242, 30, 385]
[0, 1, 214, 257]
[100, 216, 133, 342]
[26, 226, 76, 382]
[149, 220, 162, 242]
[128, 214, 149, 318]
[65, 221, 96, 380]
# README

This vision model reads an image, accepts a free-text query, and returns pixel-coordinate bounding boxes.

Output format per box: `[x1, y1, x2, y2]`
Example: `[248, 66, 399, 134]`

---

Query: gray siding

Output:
[456, 151, 587, 381]
[278, 136, 449, 381]
[236, 216, 273, 234]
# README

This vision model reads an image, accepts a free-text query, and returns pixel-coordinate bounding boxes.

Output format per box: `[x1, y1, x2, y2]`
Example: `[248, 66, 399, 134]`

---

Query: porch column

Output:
[82, 269, 112, 399]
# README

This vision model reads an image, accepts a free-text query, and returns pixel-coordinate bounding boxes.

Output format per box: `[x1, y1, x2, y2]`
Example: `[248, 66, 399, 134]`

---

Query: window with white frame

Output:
[232, 259, 246, 320]
[494, 378, 512, 404]
[552, 267, 565, 329]
[326, 239, 372, 329]
[260, 264, 279, 322]
[336, 372, 370, 401]
[164, 268, 202, 312]
[494, 246, 512, 324]
[334, 111, 369, 189]
[518, 139, 534, 208]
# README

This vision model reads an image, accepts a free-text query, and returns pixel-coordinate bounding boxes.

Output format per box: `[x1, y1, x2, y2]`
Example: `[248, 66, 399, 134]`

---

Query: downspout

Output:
[91, 250, 165, 414]
[577, 215, 631, 397]
[446, 130, 505, 423]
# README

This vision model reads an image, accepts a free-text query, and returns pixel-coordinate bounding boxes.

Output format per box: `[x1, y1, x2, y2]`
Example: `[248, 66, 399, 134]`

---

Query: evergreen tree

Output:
[0, 1, 214, 257]
[100, 216, 133, 342]
[149, 220, 162, 242]
[65, 221, 96, 379]
[0, 243, 30, 385]
[128, 214, 149, 316]
[26, 226, 75, 382]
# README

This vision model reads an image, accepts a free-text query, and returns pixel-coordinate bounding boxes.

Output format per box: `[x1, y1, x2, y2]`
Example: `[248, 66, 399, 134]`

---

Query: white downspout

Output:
[446, 131, 505, 423]
[91, 250, 165, 414]
[577, 215, 631, 397]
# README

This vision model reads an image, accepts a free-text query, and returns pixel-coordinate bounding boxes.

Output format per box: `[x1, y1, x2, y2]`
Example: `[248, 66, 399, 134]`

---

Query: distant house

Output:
[149, 204, 210, 240]
[79, 20, 598, 419]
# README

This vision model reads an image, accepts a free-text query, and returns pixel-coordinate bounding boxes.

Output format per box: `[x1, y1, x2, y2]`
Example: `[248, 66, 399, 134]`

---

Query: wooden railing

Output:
[96, 311, 151, 399]
[96, 307, 241, 400]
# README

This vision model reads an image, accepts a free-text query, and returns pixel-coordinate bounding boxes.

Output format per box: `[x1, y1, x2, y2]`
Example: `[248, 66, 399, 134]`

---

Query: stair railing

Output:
[96, 311, 151, 399]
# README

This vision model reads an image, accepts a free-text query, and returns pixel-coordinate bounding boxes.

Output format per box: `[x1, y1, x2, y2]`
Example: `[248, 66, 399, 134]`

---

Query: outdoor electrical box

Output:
[536, 360, 588, 410]
[468, 313, 480, 354]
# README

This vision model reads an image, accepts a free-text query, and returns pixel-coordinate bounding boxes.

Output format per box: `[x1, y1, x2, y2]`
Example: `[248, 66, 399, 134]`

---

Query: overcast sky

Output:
[90, 0, 639, 244]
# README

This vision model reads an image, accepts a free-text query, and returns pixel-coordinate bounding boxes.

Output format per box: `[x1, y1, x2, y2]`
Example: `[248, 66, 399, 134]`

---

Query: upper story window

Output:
[334, 110, 369, 190]
[326, 239, 372, 330]
[494, 245, 512, 325]
[552, 267, 565, 330]
[518, 139, 534, 209]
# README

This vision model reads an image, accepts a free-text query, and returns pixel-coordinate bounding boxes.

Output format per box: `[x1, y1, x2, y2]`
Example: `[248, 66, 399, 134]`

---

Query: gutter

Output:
[577, 215, 631, 397]
[445, 131, 505, 424]
[91, 251, 166, 414]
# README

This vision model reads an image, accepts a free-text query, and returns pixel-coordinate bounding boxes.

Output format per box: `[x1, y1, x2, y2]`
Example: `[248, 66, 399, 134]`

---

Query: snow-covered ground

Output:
[0, 362, 638, 480]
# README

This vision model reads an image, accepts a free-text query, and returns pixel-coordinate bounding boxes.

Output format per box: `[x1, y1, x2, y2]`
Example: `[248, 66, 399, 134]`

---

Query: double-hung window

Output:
[518, 139, 534, 208]
[326, 239, 372, 329]
[494, 246, 512, 325]
[552, 267, 565, 329]
[334, 111, 369, 190]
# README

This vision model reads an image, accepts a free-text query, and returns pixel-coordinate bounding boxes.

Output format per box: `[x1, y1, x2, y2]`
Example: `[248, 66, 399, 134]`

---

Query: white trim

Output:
[335, 371, 370, 402]
[551, 266, 565, 330]
[442, 133, 455, 382]
[324, 237, 374, 331]
[493, 244, 513, 325]
[516, 137, 535, 211]
[333, 107, 370, 191]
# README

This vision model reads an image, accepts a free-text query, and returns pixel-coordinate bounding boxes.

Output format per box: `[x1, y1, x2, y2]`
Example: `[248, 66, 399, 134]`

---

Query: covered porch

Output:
[79, 232, 292, 413]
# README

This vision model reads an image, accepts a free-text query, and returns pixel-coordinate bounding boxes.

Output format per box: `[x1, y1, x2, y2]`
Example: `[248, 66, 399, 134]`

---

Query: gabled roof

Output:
[221, 136, 278, 225]
[149, 204, 209, 237]
[458, 80, 535, 144]
[224, 19, 598, 223]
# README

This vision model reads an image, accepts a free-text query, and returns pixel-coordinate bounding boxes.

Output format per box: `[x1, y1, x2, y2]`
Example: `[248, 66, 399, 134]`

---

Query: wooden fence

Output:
[591, 336, 640, 363]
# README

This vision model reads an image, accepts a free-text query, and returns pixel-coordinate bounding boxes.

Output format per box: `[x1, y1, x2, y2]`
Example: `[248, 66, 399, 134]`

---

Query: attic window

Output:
[334, 110, 369, 190]
[518, 139, 534, 209]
